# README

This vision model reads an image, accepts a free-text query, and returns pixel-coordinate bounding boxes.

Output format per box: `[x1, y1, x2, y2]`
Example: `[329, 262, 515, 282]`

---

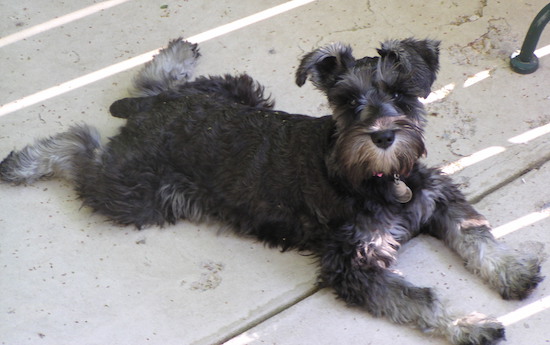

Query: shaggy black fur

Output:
[0, 38, 544, 345]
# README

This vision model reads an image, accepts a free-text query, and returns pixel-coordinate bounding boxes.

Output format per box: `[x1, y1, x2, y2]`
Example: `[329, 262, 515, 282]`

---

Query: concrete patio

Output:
[1, 0, 549, 344]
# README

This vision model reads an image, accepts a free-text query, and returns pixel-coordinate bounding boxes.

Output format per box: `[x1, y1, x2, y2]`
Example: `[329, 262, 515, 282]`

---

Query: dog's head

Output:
[296, 38, 440, 185]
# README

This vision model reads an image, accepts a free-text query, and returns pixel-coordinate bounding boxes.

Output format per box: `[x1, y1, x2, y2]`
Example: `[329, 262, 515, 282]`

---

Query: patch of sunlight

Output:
[0, 0, 131, 48]
[420, 83, 455, 104]
[492, 210, 549, 239]
[498, 295, 550, 326]
[463, 69, 492, 88]
[535, 43, 550, 58]
[440, 146, 506, 175]
[508, 123, 550, 144]
[0, 0, 317, 118]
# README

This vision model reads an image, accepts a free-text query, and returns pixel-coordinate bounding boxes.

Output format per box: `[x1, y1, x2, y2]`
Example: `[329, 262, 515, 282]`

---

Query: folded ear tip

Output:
[295, 42, 355, 92]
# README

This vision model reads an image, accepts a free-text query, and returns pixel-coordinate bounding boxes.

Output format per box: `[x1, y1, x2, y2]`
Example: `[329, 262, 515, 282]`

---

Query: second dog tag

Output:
[393, 175, 412, 203]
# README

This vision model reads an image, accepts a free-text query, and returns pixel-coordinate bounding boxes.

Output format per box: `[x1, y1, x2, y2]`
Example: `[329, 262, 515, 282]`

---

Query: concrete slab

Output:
[0, 179, 318, 345]
[0, 0, 549, 344]
[225, 162, 550, 345]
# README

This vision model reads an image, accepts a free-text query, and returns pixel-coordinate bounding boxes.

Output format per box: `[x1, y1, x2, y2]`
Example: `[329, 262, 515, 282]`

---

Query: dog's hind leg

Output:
[131, 38, 200, 97]
[320, 245, 506, 345]
[422, 175, 544, 301]
[0, 125, 101, 184]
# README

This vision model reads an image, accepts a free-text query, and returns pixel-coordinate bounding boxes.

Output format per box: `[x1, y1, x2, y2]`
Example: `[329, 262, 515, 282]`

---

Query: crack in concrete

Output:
[366, 0, 374, 14]
[449, 0, 488, 26]
[448, 18, 514, 65]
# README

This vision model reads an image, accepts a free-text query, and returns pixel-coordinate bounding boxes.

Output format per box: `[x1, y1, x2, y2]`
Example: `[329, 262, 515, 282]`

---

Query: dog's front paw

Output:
[496, 247, 545, 300]
[448, 312, 505, 345]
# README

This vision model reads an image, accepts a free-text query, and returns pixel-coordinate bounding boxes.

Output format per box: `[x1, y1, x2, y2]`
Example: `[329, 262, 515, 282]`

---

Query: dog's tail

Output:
[0, 125, 102, 185]
[130, 38, 200, 97]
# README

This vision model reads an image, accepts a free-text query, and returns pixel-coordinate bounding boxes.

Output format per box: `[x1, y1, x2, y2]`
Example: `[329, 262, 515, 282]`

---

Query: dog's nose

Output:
[371, 130, 395, 149]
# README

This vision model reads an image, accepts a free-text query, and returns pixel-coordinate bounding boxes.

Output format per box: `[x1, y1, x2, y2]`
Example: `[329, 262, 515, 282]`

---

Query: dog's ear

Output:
[296, 43, 355, 93]
[376, 38, 440, 98]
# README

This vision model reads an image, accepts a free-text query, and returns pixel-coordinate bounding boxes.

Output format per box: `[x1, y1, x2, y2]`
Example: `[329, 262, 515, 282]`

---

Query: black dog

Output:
[1, 38, 544, 345]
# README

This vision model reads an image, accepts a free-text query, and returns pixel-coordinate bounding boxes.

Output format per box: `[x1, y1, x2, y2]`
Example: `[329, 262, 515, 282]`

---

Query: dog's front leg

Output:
[424, 188, 544, 301]
[319, 242, 505, 345]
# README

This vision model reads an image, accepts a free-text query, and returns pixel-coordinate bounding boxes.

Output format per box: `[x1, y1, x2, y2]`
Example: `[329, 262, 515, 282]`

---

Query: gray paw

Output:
[498, 244, 545, 300]
[449, 312, 505, 345]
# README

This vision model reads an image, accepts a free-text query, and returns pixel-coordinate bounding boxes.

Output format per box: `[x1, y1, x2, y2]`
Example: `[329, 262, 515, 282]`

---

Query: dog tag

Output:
[393, 175, 412, 203]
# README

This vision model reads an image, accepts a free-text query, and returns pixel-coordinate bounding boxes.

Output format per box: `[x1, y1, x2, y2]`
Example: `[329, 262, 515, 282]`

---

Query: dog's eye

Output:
[348, 99, 358, 108]
[392, 92, 403, 102]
